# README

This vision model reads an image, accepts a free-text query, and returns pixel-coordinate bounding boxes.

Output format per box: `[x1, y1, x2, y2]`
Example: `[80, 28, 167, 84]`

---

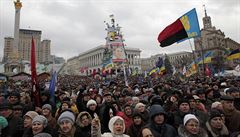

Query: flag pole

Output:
[188, 39, 199, 74]
[199, 38, 206, 78]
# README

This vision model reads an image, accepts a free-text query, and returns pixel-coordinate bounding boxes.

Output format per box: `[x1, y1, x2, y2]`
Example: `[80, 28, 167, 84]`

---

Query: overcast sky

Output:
[0, 0, 239, 61]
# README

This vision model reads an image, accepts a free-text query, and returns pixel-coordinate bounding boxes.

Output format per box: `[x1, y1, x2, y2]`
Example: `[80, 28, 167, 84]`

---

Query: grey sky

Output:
[0, 0, 239, 61]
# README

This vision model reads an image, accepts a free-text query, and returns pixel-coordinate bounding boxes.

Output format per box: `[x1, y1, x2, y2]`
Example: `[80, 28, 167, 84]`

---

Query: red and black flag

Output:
[31, 37, 41, 107]
[158, 8, 200, 47]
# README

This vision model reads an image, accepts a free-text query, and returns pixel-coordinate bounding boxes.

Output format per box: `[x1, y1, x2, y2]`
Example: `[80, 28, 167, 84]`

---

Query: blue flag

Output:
[49, 71, 57, 103]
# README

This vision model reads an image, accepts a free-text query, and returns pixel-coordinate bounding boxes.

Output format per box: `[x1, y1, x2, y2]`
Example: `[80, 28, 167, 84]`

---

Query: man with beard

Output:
[221, 95, 240, 134]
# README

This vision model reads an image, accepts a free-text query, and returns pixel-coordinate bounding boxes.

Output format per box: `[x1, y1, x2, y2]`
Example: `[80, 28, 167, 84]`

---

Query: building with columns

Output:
[59, 45, 141, 75]
[168, 51, 193, 68]
[141, 54, 165, 72]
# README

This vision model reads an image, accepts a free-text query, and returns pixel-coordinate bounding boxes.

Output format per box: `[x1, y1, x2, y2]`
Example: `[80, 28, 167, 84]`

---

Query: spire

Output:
[203, 4, 207, 17]
[202, 4, 212, 29]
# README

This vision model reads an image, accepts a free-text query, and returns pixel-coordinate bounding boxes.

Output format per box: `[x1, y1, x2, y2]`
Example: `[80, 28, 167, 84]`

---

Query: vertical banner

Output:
[31, 37, 41, 107]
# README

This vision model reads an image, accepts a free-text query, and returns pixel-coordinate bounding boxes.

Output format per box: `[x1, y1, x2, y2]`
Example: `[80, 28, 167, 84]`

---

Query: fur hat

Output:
[86, 99, 97, 108]
[211, 101, 222, 109]
[42, 104, 52, 111]
[178, 99, 190, 107]
[24, 111, 39, 120]
[0, 116, 8, 129]
[209, 109, 222, 121]
[58, 111, 75, 125]
[135, 102, 145, 110]
[183, 114, 199, 126]
[76, 111, 92, 127]
[32, 115, 48, 128]
[0, 102, 12, 110]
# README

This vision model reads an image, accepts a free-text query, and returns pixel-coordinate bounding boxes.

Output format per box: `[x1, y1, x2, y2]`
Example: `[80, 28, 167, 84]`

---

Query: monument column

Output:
[13, 0, 22, 60]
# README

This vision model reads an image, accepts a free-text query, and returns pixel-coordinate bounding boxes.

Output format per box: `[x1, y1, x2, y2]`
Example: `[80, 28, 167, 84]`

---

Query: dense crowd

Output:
[0, 73, 240, 137]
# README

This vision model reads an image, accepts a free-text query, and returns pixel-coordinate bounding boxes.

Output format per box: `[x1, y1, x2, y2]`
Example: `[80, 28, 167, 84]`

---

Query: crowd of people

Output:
[0, 73, 240, 137]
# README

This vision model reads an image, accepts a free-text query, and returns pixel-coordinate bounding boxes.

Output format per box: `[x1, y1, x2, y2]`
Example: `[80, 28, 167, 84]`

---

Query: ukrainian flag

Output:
[227, 49, 240, 60]
[149, 67, 159, 75]
[198, 51, 213, 64]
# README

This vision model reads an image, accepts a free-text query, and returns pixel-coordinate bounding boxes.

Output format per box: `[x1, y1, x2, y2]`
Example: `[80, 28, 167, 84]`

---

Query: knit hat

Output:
[226, 87, 239, 94]
[33, 133, 52, 137]
[132, 111, 143, 119]
[58, 111, 75, 125]
[32, 115, 48, 128]
[183, 114, 199, 126]
[108, 116, 125, 133]
[24, 111, 39, 120]
[42, 104, 52, 111]
[9, 91, 20, 98]
[178, 99, 190, 107]
[0, 116, 8, 129]
[0, 102, 12, 110]
[86, 99, 97, 108]
[209, 109, 222, 121]
[211, 101, 222, 109]
[135, 102, 145, 110]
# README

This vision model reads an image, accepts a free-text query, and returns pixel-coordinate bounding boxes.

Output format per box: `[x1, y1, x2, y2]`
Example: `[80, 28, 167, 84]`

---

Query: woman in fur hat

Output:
[205, 109, 229, 137]
[178, 114, 208, 137]
[75, 111, 92, 137]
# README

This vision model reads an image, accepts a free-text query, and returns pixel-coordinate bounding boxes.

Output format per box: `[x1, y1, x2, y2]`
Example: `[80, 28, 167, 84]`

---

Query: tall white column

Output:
[13, 0, 22, 60]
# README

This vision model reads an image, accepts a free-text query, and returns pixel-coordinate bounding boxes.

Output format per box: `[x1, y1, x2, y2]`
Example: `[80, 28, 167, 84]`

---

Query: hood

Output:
[108, 116, 125, 134]
[76, 111, 92, 127]
[149, 104, 166, 119]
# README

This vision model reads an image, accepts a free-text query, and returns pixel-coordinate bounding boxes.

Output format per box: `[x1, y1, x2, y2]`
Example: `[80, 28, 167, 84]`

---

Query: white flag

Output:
[235, 65, 240, 72]
[182, 66, 187, 75]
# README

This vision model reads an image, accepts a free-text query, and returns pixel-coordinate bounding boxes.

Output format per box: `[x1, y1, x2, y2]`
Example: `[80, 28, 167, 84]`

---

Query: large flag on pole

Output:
[158, 8, 200, 47]
[31, 37, 41, 107]
[49, 71, 57, 103]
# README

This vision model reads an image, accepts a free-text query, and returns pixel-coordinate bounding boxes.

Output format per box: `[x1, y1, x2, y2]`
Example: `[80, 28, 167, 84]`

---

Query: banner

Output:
[158, 8, 200, 47]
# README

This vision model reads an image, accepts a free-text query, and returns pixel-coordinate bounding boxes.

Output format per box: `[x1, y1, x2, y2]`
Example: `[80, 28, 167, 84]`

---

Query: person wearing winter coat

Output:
[91, 116, 130, 137]
[22, 111, 39, 136]
[221, 95, 240, 134]
[86, 99, 100, 118]
[0, 102, 24, 137]
[57, 110, 80, 137]
[178, 114, 208, 137]
[205, 109, 229, 137]
[75, 111, 92, 137]
[42, 104, 57, 130]
[134, 102, 149, 123]
[146, 104, 177, 137]
[0, 116, 8, 136]
[23, 115, 56, 137]
[127, 111, 146, 137]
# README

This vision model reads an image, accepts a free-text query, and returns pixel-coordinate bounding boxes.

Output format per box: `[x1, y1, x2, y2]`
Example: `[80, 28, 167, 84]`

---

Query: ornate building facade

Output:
[194, 7, 240, 71]
[59, 45, 141, 75]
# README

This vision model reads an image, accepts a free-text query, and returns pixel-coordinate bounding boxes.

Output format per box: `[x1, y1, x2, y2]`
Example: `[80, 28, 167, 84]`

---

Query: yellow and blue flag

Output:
[227, 49, 240, 60]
